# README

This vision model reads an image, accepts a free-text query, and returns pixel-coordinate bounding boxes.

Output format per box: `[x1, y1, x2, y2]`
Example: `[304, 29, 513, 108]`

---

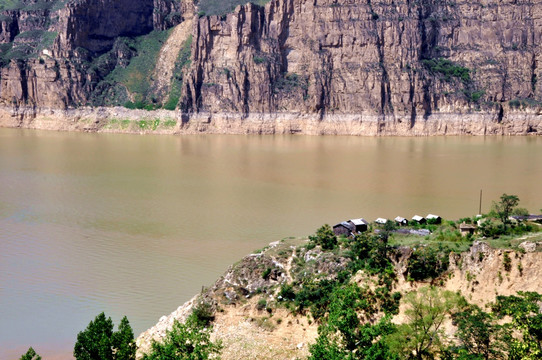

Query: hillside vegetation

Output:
[133, 194, 542, 359]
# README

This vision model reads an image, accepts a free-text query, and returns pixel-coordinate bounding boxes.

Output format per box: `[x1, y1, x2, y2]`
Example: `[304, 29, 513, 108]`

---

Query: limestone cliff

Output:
[1, 0, 542, 135]
[179, 0, 542, 134]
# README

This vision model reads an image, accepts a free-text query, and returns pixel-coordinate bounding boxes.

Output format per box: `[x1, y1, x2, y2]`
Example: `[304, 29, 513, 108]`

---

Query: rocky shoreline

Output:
[1, 106, 541, 136]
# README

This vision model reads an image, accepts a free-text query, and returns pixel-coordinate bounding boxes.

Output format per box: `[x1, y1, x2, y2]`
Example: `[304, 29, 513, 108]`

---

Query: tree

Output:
[492, 291, 542, 360]
[492, 194, 520, 228]
[141, 315, 222, 360]
[309, 283, 397, 360]
[309, 224, 337, 250]
[20, 347, 41, 360]
[448, 305, 506, 360]
[112, 316, 136, 360]
[74, 313, 135, 360]
[407, 245, 450, 282]
[387, 287, 461, 360]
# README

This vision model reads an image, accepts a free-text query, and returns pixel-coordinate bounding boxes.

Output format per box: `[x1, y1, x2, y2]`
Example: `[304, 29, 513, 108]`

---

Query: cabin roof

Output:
[412, 215, 425, 221]
[334, 221, 355, 231]
[351, 218, 369, 226]
[427, 214, 441, 219]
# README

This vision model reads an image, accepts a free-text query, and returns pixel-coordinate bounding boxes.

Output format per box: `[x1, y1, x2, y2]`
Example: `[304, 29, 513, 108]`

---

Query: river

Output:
[1, 128, 541, 359]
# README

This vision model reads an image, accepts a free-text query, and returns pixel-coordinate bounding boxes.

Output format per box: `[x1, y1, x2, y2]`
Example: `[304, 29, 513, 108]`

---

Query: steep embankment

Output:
[1, 0, 542, 135]
[135, 238, 542, 359]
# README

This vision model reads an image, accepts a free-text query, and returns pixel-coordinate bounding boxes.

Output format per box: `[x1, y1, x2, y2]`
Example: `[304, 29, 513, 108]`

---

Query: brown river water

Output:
[1, 128, 541, 359]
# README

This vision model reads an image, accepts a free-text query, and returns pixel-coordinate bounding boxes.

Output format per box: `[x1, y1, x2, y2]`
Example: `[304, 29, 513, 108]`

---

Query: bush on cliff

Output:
[309, 224, 337, 250]
[141, 313, 222, 360]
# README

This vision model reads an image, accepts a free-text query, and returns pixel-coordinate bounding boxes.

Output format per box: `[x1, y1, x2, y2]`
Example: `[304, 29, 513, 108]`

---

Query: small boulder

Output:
[519, 241, 537, 253]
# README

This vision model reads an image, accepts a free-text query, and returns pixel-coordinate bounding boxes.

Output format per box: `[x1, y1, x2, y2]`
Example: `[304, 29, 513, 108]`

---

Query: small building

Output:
[375, 218, 388, 225]
[459, 222, 477, 236]
[394, 216, 408, 226]
[412, 215, 426, 224]
[350, 218, 369, 232]
[333, 221, 356, 236]
[426, 214, 442, 224]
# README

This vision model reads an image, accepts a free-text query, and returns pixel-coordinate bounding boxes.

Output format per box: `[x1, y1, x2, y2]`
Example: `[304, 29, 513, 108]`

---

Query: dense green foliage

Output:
[73, 313, 135, 360]
[141, 312, 222, 360]
[422, 58, 471, 83]
[447, 304, 507, 359]
[309, 283, 398, 360]
[492, 193, 520, 228]
[492, 292, 542, 359]
[196, 0, 270, 16]
[309, 224, 338, 250]
[309, 285, 542, 360]
[19, 347, 41, 360]
[407, 244, 451, 281]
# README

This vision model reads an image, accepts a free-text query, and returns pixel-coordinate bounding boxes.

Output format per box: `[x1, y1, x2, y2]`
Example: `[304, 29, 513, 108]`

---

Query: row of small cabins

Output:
[333, 214, 443, 237]
[334, 214, 542, 238]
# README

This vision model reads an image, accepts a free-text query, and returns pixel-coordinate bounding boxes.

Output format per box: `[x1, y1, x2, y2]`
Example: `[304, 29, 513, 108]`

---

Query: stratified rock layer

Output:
[1, 0, 542, 135]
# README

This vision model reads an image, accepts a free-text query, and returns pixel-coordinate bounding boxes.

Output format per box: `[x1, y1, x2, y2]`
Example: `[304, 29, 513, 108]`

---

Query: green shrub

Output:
[0, 0, 24, 11]
[253, 56, 266, 64]
[278, 283, 296, 301]
[407, 245, 450, 281]
[141, 316, 221, 360]
[308, 224, 337, 250]
[294, 278, 340, 319]
[273, 72, 308, 94]
[191, 300, 215, 328]
[503, 252, 511, 272]
[261, 267, 271, 279]
[256, 298, 267, 311]
[422, 58, 471, 83]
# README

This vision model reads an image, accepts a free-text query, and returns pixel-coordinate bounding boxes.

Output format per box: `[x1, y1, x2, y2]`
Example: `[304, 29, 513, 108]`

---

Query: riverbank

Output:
[1, 106, 542, 136]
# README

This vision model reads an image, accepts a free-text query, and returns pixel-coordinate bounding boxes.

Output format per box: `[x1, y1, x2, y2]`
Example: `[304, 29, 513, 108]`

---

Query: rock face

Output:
[1, 0, 542, 135]
[0, 0, 190, 109]
[179, 0, 542, 134]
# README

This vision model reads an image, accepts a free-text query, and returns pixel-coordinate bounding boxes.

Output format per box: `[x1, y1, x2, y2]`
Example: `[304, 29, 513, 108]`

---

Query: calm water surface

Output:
[1, 128, 541, 359]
